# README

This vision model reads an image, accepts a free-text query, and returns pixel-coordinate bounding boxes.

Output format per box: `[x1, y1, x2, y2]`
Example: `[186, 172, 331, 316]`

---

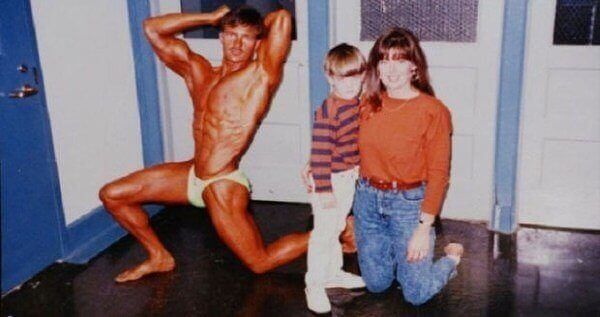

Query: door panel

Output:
[0, 0, 64, 292]
[518, 0, 600, 229]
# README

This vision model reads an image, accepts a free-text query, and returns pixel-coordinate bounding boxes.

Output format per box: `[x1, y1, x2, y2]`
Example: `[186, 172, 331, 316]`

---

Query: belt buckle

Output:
[392, 181, 397, 189]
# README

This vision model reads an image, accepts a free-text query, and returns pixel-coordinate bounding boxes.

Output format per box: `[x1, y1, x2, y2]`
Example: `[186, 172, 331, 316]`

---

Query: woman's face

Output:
[377, 59, 416, 91]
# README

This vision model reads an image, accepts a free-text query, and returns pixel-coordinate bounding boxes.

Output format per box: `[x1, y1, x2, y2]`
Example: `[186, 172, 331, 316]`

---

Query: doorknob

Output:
[9, 84, 38, 98]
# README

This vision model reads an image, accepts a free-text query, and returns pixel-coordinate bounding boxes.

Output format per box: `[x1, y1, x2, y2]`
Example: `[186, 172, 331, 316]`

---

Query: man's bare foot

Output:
[115, 254, 175, 283]
[341, 216, 357, 253]
[444, 243, 464, 265]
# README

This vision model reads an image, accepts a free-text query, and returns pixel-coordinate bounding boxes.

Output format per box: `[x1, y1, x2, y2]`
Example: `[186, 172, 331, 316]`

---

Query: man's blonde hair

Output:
[324, 43, 366, 77]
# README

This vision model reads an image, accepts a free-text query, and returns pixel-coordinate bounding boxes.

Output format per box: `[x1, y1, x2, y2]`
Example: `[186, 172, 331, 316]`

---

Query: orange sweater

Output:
[358, 93, 452, 216]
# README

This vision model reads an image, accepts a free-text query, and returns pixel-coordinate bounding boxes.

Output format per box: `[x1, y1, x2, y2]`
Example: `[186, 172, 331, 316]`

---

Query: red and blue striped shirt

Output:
[310, 94, 360, 193]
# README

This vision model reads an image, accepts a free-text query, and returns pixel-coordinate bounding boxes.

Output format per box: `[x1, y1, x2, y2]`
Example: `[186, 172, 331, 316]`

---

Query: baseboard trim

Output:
[520, 223, 600, 234]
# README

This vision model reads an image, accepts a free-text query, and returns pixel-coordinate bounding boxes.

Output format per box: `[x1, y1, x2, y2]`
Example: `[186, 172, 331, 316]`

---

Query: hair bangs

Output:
[376, 31, 414, 61]
[379, 45, 410, 61]
[324, 43, 366, 77]
[328, 56, 366, 77]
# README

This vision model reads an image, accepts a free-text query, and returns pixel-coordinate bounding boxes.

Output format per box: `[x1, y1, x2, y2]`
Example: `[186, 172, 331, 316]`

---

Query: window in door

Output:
[553, 0, 599, 45]
[360, 0, 479, 42]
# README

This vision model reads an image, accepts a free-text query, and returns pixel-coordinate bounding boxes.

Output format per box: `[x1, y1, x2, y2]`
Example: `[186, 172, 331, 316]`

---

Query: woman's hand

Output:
[300, 162, 313, 192]
[407, 224, 431, 262]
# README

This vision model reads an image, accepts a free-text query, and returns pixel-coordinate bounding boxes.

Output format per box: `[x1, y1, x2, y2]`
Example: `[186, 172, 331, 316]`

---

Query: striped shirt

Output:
[310, 94, 360, 193]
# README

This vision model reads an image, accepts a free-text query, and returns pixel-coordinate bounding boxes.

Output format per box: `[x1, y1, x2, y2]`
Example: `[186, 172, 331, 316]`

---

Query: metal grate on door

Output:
[360, 0, 479, 42]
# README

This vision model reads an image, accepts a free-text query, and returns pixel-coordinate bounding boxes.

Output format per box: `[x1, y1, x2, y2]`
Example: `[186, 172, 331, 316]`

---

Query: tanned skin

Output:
[99, 6, 312, 282]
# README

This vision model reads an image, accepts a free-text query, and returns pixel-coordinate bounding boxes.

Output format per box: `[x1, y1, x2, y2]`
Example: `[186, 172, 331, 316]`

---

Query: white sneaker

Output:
[305, 287, 331, 314]
[325, 271, 366, 289]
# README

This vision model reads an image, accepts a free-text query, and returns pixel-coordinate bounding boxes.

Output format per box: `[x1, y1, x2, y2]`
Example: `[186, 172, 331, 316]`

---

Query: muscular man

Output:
[99, 6, 310, 282]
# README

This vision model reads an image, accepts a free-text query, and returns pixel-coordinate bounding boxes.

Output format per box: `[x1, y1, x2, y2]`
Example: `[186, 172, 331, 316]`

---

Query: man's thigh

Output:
[202, 179, 265, 259]
[108, 160, 192, 205]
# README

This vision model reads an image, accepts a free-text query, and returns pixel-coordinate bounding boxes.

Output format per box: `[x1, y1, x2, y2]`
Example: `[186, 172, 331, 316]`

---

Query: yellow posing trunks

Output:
[187, 166, 252, 208]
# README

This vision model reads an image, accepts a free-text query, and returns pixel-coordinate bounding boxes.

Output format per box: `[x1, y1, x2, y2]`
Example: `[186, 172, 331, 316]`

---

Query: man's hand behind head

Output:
[212, 5, 230, 25]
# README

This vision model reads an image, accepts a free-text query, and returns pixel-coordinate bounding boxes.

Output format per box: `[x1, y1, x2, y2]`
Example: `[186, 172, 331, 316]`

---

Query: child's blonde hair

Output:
[324, 43, 366, 77]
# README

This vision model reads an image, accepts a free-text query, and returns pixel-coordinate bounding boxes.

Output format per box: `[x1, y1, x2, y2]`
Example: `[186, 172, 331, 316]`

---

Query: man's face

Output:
[220, 25, 260, 64]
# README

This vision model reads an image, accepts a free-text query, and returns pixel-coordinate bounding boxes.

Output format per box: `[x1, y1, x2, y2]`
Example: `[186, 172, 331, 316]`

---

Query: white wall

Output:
[30, 1, 144, 224]
[152, 1, 189, 162]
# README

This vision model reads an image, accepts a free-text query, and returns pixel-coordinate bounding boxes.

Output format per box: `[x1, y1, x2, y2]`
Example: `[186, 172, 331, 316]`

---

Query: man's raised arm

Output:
[143, 6, 230, 77]
[257, 9, 292, 85]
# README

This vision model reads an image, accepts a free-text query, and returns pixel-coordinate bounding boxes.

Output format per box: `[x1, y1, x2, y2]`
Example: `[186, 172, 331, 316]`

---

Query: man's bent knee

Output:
[99, 184, 115, 206]
[245, 257, 271, 274]
[99, 182, 143, 209]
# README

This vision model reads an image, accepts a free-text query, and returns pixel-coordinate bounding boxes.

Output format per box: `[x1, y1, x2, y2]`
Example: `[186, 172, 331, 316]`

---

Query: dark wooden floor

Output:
[2, 202, 599, 316]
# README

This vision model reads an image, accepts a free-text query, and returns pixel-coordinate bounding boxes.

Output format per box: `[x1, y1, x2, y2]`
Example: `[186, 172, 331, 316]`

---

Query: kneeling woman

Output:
[354, 28, 463, 305]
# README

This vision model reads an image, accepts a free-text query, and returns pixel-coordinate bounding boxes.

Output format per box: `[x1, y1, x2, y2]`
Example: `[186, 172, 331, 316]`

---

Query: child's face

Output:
[327, 73, 365, 100]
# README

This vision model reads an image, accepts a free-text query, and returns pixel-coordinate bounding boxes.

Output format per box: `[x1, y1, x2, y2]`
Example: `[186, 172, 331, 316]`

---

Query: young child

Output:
[304, 43, 366, 314]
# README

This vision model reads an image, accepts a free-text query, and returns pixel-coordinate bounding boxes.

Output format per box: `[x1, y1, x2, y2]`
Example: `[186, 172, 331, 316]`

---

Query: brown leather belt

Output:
[361, 176, 422, 191]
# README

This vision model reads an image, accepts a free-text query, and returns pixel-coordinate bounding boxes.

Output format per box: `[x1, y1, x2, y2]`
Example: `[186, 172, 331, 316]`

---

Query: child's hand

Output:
[318, 193, 337, 209]
[300, 162, 313, 192]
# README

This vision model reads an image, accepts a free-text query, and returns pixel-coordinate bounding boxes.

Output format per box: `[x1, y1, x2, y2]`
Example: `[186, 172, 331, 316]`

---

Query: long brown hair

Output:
[362, 28, 434, 113]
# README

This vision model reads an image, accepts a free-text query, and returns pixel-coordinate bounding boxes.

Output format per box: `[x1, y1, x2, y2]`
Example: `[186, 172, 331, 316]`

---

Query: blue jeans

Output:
[353, 179, 457, 305]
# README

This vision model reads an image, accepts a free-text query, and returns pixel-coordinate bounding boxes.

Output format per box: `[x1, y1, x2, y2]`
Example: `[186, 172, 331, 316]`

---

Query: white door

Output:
[518, 1, 600, 230]
[331, 0, 504, 221]
[155, 1, 311, 202]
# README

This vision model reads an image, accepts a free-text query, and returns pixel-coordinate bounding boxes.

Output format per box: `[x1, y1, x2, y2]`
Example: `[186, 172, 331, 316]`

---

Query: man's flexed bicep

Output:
[144, 31, 197, 78]
[257, 9, 292, 85]
[143, 7, 229, 78]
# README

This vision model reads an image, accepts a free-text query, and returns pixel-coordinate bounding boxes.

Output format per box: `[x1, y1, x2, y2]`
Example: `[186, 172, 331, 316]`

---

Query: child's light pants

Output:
[305, 166, 358, 287]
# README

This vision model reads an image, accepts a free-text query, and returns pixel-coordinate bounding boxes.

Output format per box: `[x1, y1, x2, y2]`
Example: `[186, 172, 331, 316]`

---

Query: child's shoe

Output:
[326, 271, 365, 289]
[305, 287, 331, 314]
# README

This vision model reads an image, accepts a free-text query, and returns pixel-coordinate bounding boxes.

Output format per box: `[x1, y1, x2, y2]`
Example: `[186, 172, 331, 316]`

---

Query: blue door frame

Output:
[490, 0, 528, 233]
